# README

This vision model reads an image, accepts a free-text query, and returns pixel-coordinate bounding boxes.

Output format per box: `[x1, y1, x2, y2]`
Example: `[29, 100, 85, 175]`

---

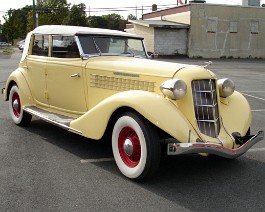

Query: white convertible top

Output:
[21, 25, 143, 61]
[32, 25, 142, 39]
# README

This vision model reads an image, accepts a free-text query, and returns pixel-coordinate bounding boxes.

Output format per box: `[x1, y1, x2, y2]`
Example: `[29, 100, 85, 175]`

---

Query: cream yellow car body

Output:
[3, 54, 251, 147]
[2, 25, 263, 181]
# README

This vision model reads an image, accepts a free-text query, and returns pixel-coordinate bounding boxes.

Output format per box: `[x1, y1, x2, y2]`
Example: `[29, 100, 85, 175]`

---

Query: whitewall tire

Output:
[9, 85, 32, 126]
[112, 112, 160, 181]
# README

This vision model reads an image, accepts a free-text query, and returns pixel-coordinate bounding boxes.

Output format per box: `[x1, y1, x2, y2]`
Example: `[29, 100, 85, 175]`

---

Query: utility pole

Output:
[33, 0, 36, 29]
[36, 0, 39, 27]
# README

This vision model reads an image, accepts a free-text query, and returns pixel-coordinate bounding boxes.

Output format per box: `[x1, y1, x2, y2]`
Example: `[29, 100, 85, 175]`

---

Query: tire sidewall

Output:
[112, 114, 148, 179]
[9, 85, 23, 125]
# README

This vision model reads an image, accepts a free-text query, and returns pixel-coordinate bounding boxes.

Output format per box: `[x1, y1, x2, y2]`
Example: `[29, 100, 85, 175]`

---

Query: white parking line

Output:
[248, 148, 265, 153]
[241, 91, 265, 93]
[242, 93, 265, 101]
[252, 109, 265, 112]
[80, 158, 114, 163]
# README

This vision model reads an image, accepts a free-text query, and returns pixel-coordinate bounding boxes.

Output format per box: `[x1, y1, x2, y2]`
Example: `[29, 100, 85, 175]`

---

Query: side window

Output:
[52, 36, 79, 58]
[32, 34, 49, 56]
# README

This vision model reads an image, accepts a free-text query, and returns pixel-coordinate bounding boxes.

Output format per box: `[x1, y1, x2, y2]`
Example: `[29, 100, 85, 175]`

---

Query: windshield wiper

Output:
[92, 37, 102, 56]
[124, 40, 135, 57]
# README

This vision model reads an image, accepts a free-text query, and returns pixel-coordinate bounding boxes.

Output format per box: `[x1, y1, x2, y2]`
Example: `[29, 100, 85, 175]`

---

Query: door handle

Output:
[71, 73, 80, 78]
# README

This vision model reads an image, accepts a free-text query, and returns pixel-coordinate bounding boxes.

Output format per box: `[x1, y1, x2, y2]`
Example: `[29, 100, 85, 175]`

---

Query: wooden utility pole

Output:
[33, 0, 36, 29]
[36, 0, 39, 27]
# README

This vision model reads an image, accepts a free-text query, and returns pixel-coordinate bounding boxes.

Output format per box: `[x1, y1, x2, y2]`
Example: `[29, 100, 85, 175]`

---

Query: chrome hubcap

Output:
[123, 138, 133, 156]
[13, 99, 19, 111]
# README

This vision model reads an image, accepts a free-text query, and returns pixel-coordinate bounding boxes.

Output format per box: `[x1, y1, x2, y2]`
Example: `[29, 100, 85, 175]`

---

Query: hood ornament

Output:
[203, 61, 212, 68]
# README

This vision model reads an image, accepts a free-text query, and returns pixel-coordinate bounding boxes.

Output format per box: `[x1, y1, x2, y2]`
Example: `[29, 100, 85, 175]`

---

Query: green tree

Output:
[2, 8, 29, 44]
[127, 14, 137, 20]
[87, 16, 109, 29]
[63, 3, 87, 26]
[102, 13, 125, 30]
[38, 0, 70, 25]
[87, 14, 126, 31]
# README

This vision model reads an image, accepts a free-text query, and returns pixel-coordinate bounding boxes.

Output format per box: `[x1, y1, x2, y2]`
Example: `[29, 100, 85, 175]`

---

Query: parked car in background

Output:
[18, 43, 24, 51]
[0, 42, 10, 46]
[17, 39, 25, 51]
[17, 39, 25, 46]
[2, 25, 264, 181]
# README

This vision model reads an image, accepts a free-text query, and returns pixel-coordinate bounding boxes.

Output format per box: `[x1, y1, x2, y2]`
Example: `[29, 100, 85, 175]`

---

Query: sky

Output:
[1, 0, 265, 24]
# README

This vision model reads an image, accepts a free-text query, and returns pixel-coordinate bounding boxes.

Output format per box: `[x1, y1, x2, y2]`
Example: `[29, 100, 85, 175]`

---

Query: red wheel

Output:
[118, 127, 141, 168]
[9, 85, 32, 126]
[112, 112, 161, 181]
[11, 91, 21, 118]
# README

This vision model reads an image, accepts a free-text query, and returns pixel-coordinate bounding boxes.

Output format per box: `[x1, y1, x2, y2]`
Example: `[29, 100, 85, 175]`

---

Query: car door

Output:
[45, 35, 87, 114]
[25, 34, 49, 105]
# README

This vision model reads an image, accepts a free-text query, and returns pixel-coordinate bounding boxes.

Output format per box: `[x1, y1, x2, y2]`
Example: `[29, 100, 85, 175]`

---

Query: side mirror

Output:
[148, 52, 158, 59]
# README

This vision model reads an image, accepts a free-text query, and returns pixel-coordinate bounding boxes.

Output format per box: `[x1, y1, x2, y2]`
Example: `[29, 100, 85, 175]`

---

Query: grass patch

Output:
[0, 47, 15, 55]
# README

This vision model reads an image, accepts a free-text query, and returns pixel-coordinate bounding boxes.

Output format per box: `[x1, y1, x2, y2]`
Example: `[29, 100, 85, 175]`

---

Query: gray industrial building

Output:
[126, 1, 265, 58]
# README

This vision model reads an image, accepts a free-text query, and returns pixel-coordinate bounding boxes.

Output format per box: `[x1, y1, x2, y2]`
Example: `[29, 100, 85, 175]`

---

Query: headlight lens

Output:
[218, 78, 235, 97]
[160, 79, 187, 100]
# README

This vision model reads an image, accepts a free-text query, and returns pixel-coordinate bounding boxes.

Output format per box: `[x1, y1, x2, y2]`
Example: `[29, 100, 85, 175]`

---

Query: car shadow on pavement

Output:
[23, 119, 265, 212]
[141, 155, 265, 211]
[23, 118, 114, 160]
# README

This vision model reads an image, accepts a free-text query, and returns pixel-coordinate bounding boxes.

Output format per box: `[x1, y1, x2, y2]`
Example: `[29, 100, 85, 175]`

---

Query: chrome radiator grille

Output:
[192, 79, 220, 138]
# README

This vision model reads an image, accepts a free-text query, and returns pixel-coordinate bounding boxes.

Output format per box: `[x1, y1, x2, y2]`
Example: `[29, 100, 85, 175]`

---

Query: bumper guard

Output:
[167, 131, 264, 159]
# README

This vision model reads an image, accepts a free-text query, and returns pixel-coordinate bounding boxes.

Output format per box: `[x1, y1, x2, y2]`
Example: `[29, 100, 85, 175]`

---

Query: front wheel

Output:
[112, 112, 161, 181]
[9, 85, 32, 126]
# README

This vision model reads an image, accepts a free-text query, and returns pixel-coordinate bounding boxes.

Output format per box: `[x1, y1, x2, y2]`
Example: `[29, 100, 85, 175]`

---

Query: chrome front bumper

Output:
[167, 131, 264, 159]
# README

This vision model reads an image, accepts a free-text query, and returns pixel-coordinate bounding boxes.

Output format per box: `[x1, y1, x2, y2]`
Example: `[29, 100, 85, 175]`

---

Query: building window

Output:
[207, 18, 218, 33]
[229, 21, 238, 33]
[251, 21, 259, 34]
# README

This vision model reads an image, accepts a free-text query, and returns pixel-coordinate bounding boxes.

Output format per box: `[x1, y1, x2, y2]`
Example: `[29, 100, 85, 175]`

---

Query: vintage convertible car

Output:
[2, 25, 264, 181]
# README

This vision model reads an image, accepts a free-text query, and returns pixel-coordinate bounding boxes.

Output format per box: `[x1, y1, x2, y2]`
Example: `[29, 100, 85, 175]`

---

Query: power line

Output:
[0, 3, 179, 15]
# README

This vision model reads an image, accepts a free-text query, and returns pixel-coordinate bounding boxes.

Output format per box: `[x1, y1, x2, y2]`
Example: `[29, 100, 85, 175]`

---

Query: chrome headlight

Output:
[218, 78, 235, 97]
[160, 79, 187, 100]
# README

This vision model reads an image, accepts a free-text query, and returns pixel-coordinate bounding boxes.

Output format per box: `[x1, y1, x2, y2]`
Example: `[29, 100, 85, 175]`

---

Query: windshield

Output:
[78, 35, 147, 58]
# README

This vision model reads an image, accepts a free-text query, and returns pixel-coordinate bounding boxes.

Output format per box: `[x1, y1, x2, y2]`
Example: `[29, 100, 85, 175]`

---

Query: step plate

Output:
[24, 106, 82, 134]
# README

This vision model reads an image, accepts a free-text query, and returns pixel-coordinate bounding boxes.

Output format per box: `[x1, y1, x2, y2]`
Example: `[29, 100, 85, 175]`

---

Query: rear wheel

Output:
[112, 112, 161, 181]
[9, 85, 32, 126]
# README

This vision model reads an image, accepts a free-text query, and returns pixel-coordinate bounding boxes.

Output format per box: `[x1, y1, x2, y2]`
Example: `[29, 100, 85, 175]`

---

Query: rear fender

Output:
[3, 68, 33, 106]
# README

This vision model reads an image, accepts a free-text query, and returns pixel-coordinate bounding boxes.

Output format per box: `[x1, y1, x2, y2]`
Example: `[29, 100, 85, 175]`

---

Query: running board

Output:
[24, 106, 82, 134]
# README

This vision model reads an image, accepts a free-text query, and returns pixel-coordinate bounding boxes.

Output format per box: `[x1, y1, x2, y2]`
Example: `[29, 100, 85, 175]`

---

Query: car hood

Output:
[85, 56, 189, 78]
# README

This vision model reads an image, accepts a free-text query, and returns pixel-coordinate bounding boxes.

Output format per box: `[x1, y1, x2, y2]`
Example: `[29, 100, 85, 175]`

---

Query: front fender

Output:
[220, 91, 251, 136]
[70, 90, 199, 141]
[3, 68, 33, 106]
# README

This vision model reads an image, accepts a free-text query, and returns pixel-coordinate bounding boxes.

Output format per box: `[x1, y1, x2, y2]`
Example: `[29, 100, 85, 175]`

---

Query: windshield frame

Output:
[76, 34, 148, 59]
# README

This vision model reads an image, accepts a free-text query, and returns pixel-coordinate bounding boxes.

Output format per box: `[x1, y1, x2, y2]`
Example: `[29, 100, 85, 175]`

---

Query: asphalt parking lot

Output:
[0, 50, 265, 211]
